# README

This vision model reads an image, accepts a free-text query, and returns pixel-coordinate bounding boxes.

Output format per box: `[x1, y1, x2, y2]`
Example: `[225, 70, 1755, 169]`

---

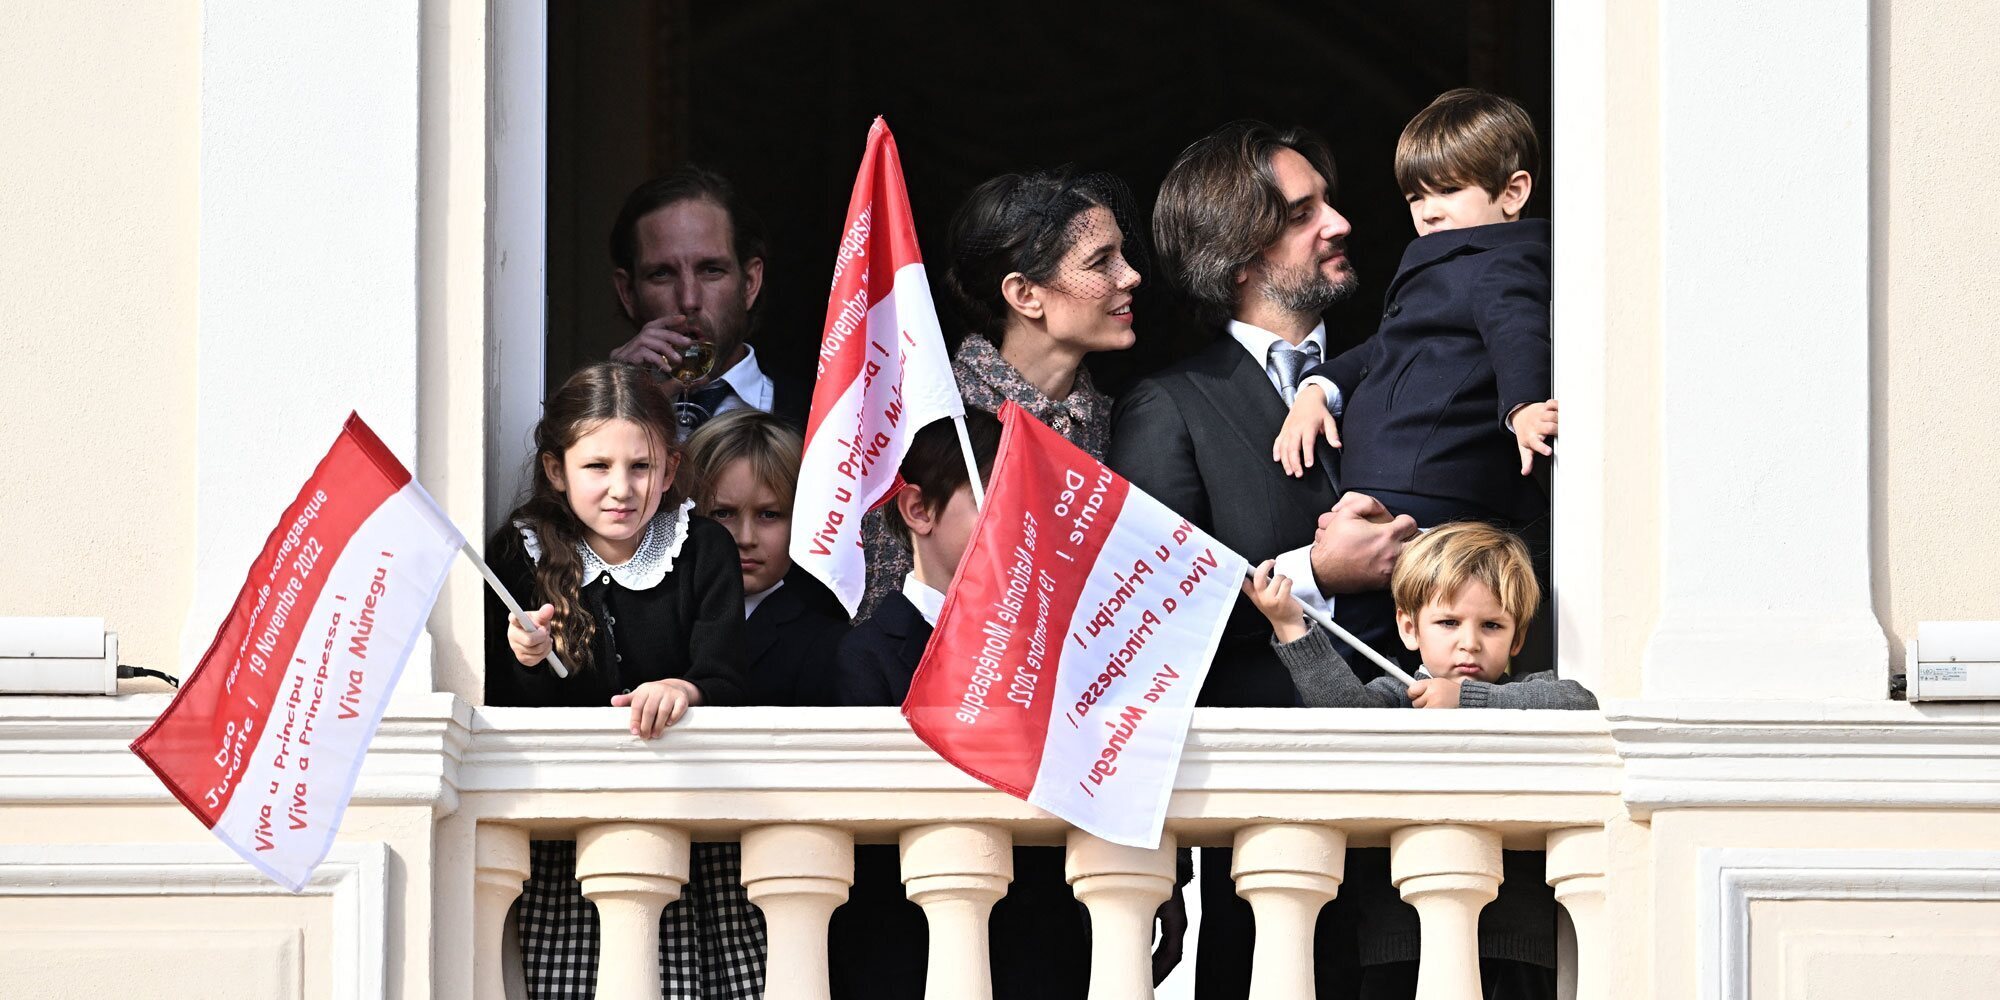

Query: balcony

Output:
[452, 705, 1622, 999]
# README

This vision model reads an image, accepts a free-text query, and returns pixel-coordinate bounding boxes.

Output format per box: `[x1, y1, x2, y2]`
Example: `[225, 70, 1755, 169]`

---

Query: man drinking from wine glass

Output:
[608, 166, 811, 430]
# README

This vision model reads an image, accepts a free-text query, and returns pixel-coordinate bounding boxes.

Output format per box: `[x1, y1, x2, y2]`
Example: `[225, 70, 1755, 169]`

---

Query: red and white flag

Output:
[131, 414, 463, 891]
[903, 402, 1247, 848]
[792, 117, 963, 614]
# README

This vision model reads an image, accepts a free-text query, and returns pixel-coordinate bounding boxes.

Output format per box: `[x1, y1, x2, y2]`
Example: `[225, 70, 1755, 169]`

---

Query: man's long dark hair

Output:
[1152, 122, 1339, 327]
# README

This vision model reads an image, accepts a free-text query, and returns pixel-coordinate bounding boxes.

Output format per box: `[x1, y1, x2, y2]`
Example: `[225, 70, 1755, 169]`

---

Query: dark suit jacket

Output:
[767, 367, 812, 429]
[830, 591, 931, 706]
[1109, 336, 1397, 706]
[1315, 219, 1551, 522]
[744, 566, 850, 707]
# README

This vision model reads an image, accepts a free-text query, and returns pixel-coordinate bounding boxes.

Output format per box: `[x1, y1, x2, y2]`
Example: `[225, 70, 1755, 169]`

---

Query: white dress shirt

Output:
[903, 572, 947, 627]
[1226, 320, 1337, 615]
[714, 344, 776, 416]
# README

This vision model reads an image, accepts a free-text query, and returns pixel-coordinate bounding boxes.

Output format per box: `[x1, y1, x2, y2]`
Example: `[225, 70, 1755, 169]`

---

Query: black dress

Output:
[484, 503, 763, 1000]
[484, 503, 750, 708]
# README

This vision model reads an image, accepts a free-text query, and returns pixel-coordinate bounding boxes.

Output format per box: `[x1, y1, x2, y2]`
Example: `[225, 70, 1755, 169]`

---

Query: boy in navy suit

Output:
[1274, 88, 1559, 671]
[831, 409, 1099, 1000]
[831, 409, 1000, 707]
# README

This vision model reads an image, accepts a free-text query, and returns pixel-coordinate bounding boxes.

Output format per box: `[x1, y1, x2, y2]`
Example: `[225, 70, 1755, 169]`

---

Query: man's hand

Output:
[1151, 884, 1188, 987]
[507, 603, 556, 667]
[1512, 399, 1559, 475]
[1272, 383, 1340, 478]
[1408, 676, 1464, 709]
[610, 678, 703, 738]
[609, 315, 701, 377]
[1241, 560, 1308, 642]
[1309, 493, 1419, 594]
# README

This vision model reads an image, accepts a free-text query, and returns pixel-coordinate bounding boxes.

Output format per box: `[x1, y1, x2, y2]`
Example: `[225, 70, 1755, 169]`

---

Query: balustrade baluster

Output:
[900, 823, 1012, 1000]
[576, 822, 691, 1000]
[1233, 823, 1347, 999]
[742, 824, 854, 1000]
[474, 823, 531, 1000]
[1066, 831, 1177, 1000]
[1546, 826, 1610, 1000]
[1391, 824, 1503, 1000]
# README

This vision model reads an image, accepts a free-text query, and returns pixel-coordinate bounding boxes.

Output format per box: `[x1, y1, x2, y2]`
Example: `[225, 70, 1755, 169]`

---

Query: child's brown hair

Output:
[511, 362, 686, 674]
[882, 409, 1002, 551]
[1394, 88, 1541, 200]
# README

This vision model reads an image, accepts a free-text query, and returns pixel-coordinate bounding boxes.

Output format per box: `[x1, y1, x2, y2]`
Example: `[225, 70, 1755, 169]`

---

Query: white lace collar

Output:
[515, 499, 695, 591]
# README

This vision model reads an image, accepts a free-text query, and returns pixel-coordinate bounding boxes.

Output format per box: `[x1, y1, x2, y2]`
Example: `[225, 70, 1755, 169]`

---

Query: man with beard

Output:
[1113, 122, 1415, 706]
[608, 167, 811, 430]
[1108, 122, 1417, 999]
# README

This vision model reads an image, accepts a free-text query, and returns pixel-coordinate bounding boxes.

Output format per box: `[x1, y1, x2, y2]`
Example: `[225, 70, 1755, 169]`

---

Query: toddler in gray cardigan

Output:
[1244, 520, 1594, 711]
[1242, 520, 1593, 999]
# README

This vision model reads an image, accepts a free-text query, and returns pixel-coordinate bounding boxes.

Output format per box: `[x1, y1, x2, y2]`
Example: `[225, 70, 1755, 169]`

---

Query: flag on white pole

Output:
[131, 414, 463, 891]
[792, 117, 964, 614]
[902, 402, 1247, 848]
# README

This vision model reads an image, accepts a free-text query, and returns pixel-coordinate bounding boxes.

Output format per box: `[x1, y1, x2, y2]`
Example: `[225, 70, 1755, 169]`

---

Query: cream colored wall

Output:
[1648, 808, 2000, 998]
[0, 2, 199, 675]
[0, 803, 438, 1000]
[0, 896, 336, 1000]
[1595, 0, 1663, 700]
[1875, 0, 2000, 668]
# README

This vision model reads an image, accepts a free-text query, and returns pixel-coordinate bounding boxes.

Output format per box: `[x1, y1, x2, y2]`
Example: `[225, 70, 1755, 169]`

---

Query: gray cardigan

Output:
[1271, 624, 1596, 968]
[1272, 626, 1597, 710]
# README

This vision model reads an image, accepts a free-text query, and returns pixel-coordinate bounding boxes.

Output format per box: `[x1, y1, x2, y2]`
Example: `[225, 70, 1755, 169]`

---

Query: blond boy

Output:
[1243, 520, 1593, 709]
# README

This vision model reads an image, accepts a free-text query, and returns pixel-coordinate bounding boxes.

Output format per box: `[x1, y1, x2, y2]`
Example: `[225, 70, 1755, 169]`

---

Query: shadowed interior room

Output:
[544, 0, 1551, 400]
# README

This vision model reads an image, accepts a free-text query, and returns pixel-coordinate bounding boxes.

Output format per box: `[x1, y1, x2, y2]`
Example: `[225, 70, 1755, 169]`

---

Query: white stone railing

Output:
[446, 706, 1623, 1000]
[16, 695, 2000, 999]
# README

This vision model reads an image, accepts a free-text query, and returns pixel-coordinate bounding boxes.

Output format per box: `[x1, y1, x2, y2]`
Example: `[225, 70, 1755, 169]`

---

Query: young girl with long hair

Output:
[485, 361, 761, 999]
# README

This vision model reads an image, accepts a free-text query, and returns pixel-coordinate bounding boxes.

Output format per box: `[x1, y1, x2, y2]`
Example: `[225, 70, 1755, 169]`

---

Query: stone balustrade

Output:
[450, 705, 1621, 1000]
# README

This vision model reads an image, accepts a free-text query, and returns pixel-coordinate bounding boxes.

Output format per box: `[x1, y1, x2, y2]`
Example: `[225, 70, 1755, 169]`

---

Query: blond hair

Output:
[683, 409, 803, 515]
[1390, 521, 1540, 628]
[1394, 88, 1540, 200]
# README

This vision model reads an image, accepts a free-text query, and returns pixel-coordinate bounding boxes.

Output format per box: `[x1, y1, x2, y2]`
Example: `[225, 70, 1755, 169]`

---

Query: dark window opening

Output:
[544, 0, 1551, 399]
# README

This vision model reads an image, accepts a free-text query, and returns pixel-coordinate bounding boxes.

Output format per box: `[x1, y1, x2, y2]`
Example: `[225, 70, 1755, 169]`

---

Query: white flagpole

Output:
[952, 413, 987, 510]
[1243, 566, 1415, 688]
[462, 542, 570, 678]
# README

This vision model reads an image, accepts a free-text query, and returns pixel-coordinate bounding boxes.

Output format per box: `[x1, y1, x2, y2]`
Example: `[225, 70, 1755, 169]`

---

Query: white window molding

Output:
[1645, 0, 1886, 699]
[1549, 0, 1611, 697]
[1697, 847, 2000, 1000]
[0, 842, 389, 1000]
[1608, 699, 2000, 817]
[487, 0, 550, 532]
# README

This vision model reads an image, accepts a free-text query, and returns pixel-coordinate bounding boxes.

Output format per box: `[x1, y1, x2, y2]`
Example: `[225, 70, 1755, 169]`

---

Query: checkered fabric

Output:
[520, 840, 768, 999]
